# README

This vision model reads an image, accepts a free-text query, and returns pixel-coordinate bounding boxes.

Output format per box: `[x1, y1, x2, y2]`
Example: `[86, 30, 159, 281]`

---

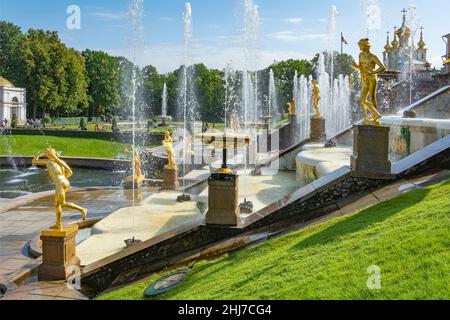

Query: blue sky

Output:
[1, 0, 448, 73]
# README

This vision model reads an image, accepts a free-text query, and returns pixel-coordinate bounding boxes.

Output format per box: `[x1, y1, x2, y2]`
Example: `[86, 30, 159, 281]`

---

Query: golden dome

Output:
[0, 76, 14, 88]
[391, 34, 399, 49]
[384, 33, 392, 51]
[418, 28, 426, 49]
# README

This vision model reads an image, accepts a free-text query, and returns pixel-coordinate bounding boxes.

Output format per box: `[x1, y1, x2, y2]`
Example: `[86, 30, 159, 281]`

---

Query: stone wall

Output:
[402, 87, 450, 119]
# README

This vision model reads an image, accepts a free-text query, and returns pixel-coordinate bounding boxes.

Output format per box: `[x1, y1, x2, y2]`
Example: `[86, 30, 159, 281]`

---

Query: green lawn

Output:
[99, 179, 450, 300]
[0, 135, 130, 159]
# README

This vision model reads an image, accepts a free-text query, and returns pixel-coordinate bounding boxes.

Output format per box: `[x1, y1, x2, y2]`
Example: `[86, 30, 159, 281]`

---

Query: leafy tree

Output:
[22, 29, 88, 118]
[142, 65, 165, 118]
[118, 56, 145, 119]
[311, 51, 358, 81]
[269, 59, 314, 112]
[195, 64, 225, 122]
[62, 49, 89, 116]
[24, 29, 66, 118]
[0, 21, 28, 87]
[83, 50, 120, 118]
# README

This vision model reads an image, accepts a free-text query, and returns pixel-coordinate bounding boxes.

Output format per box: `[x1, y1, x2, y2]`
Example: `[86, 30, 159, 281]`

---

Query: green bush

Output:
[11, 113, 18, 128]
[79, 117, 87, 131]
[42, 116, 52, 125]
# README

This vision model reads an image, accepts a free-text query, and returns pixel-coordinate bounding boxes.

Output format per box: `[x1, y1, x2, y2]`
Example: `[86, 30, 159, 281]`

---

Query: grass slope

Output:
[0, 135, 129, 159]
[99, 179, 450, 300]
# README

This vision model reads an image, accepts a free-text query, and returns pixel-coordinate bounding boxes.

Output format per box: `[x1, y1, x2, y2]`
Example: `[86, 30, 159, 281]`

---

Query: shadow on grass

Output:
[289, 183, 437, 252]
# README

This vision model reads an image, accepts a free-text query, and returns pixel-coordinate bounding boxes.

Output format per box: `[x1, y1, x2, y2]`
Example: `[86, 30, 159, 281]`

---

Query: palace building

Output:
[0, 76, 27, 126]
[383, 9, 430, 78]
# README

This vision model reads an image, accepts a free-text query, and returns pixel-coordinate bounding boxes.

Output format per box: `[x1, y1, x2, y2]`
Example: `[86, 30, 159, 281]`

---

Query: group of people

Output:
[0, 118, 9, 128]
[26, 119, 46, 129]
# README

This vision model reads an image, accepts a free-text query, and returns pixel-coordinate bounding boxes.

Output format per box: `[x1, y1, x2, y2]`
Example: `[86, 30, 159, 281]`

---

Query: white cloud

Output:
[286, 17, 304, 25]
[104, 43, 310, 73]
[268, 31, 327, 43]
[89, 12, 127, 20]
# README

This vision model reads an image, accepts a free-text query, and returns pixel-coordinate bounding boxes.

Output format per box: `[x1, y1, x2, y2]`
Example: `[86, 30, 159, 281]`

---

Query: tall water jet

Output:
[294, 74, 312, 141]
[224, 62, 242, 132]
[224, 62, 233, 130]
[315, 53, 352, 138]
[268, 69, 279, 126]
[242, 0, 260, 126]
[177, 1, 198, 185]
[406, 5, 421, 106]
[128, 0, 145, 206]
[327, 5, 338, 81]
[361, 0, 382, 36]
[161, 83, 168, 117]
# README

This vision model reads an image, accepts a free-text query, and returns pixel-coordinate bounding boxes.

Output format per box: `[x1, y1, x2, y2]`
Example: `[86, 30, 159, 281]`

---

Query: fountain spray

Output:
[129, 0, 144, 207]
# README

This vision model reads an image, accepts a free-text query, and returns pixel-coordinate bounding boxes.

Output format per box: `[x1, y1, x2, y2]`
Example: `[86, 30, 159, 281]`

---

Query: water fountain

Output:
[319, 55, 352, 138]
[268, 69, 279, 126]
[293, 73, 313, 141]
[361, 0, 382, 36]
[406, 5, 421, 106]
[242, 0, 260, 127]
[176, 1, 199, 192]
[128, 0, 146, 204]
[157, 83, 172, 126]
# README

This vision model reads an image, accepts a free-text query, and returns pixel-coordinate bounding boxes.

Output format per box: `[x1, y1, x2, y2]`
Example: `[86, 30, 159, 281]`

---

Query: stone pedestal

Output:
[124, 175, 145, 189]
[206, 173, 240, 226]
[351, 125, 392, 176]
[39, 225, 80, 281]
[310, 117, 326, 142]
[162, 167, 179, 190]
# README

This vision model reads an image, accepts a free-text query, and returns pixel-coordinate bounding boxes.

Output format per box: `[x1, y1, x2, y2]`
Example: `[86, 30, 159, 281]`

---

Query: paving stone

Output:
[0, 258, 33, 270]
[372, 180, 417, 201]
[30, 285, 67, 297]
[21, 293, 53, 300]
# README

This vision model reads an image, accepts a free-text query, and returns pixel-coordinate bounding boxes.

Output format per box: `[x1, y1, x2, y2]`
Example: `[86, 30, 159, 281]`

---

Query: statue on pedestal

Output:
[125, 148, 145, 181]
[311, 79, 322, 119]
[32, 148, 87, 230]
[352, 38, 386, 126]
[287, 100, 296, 115]
[229, 115, 241, 132]
[162, 131, 177, 169]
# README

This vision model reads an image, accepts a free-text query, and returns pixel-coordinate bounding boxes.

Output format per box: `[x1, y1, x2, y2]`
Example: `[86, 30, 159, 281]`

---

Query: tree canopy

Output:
[0, 20, 356, 123]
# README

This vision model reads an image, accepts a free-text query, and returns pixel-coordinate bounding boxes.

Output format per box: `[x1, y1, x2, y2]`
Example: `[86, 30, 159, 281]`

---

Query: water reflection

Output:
[0, 168, 128, 199]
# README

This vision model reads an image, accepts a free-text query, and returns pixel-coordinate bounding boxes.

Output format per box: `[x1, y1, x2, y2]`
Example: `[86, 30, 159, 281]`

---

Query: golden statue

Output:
[287, 100, 296, 115]
[229, 115, 241, 132]
[162, 131, 177, 170]
[125, 148, 144, 179]
[32, 148, 87, 230]
[352, 38, 386, 126]
[311, 79, 322, 119]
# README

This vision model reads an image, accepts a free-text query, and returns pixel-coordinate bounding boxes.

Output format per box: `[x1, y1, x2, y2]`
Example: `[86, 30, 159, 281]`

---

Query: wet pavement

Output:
[0, 188, 153, 293]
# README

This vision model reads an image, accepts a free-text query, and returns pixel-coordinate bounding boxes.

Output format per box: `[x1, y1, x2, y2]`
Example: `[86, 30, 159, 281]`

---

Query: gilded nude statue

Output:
[311, 79, 322, 119]
[162, 131, 177, 169]
[32, 148, 87, 230]
[352, 38, 386, 126]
